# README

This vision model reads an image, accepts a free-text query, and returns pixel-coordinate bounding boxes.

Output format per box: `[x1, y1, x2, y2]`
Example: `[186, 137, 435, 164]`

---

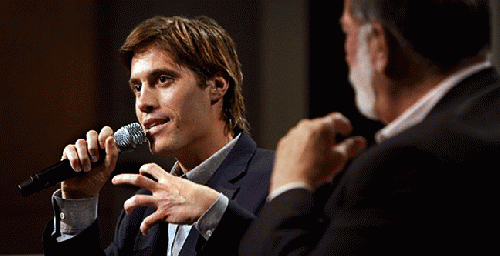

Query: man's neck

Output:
[176, 129, 235, 174]
[378, 57, 489, 125]
[380, 75, 447, 124]
[375, 60, 491, 143]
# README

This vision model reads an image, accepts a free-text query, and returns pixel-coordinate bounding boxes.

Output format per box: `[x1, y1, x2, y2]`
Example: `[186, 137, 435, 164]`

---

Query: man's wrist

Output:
[267, 182, 313, 202]
[194, 193, 229, 240]
[52, 189, 98, 241]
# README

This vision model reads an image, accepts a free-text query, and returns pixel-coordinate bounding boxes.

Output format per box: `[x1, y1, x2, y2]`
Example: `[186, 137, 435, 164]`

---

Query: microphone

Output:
[18, 123, 148, 197]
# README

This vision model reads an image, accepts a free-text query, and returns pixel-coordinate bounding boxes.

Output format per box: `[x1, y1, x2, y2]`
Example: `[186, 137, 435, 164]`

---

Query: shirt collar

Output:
[170, 132, 242, 185]
[376, 62, 491, 143]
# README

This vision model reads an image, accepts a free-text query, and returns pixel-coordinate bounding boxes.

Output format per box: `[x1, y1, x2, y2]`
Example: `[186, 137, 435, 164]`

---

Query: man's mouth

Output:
[143, 118, 171, 133]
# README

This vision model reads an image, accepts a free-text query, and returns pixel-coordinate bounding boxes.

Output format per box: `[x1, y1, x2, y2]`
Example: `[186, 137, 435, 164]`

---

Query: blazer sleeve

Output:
[196, 199, 256, 255]
[43, 204, 145, 256]
[43, 218, 106, 256]
[239, 188, 326, 256]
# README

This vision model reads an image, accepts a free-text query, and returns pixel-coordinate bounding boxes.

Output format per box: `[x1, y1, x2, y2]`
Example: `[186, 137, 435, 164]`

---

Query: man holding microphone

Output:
[43, 16, 274, 256]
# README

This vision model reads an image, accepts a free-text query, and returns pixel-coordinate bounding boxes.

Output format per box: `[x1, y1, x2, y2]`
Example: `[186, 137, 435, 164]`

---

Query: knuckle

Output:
[334, 145, 349, 159]
[298, 118, 312, 127]
[128, 195, 139, 205]
[68, 158, 81, 171]
[101, 126, 114, 136]
[124, 199, 133, 213]
[76, 139, 86, 146]
[142, 163, 158, 170]
[331, 112, 345, 120]
[101, 126, 111, 132]
[317, 120, 331, 131]
[63, 144, 75, 154]
[87, 130, 98, 137]
[140, 163, 151, 172]
[99, 126, 113, 140]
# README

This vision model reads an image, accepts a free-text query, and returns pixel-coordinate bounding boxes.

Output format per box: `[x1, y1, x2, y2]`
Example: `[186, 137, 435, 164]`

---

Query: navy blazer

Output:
[43, 131, 274, 256]
[240, 68, 500, 255]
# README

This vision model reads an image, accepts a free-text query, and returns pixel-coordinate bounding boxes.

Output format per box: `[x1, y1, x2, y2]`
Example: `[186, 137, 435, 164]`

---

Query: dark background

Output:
[0, 0, 498, 254]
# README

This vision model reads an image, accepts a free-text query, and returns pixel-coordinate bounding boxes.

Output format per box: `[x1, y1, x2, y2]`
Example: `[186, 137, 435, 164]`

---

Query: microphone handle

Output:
[18, 149, 106, 197]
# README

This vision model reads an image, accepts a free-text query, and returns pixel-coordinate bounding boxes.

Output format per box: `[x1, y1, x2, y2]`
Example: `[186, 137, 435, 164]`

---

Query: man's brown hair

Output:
[120, 16, 248, 132]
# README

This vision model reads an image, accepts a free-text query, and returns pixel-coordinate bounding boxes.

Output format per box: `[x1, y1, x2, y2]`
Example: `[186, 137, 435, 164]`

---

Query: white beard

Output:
[348, 24, 379, 120]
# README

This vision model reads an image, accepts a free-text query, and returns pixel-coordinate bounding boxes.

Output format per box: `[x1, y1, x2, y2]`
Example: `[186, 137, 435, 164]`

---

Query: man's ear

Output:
[369, 23, 389, 73]
[208, 75, 229, 104]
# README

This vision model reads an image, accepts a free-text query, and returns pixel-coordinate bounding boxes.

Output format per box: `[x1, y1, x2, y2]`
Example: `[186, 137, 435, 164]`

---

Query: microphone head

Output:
[114, 123, 148, 152]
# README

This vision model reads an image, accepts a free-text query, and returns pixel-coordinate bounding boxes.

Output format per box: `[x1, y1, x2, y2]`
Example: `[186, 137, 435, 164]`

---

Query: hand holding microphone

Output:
[18, 123, 147, 198]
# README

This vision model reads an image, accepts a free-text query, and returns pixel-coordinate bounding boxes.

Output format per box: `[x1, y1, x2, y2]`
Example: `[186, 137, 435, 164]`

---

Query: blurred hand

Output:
[60, 126, 119, 199]
[271, 112, 367, 192]
[112, 163, 219, 236]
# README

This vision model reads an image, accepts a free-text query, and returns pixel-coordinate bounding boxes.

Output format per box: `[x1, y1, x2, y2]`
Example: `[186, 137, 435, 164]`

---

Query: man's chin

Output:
[357, 106, 379, 121]
[148, 140, 179, 157]
[148, 141, 166, 156]
[353, 93, 378, 121]
[360, 108, 379, 121]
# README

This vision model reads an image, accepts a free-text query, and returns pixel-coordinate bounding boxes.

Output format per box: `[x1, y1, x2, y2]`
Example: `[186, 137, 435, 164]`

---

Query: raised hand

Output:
[271, 112, 367, 192]
[112, 163, 219, 236]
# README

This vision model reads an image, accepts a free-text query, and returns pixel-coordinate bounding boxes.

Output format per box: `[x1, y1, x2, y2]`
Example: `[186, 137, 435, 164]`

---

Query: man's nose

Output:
[137, 86, 158, 113]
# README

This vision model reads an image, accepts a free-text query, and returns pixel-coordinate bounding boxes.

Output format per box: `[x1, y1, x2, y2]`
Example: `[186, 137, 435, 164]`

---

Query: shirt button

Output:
[60, 212, 66, 220]
[206, 230, 213, 237]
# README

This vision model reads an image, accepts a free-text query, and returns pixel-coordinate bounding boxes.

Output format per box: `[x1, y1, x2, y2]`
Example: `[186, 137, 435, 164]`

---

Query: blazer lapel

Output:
[132, 206, 170, 256]
[179, 131, 258, 256]
[205, 131, 257, 199]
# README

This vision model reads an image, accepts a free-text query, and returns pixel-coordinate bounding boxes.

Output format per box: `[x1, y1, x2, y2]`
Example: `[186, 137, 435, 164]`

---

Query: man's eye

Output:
[159, 75, 172, 84]
[133, 84, 142, 92]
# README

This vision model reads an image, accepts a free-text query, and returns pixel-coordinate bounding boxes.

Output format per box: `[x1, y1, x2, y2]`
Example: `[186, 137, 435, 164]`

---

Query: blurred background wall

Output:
[0, 0, 497, 254]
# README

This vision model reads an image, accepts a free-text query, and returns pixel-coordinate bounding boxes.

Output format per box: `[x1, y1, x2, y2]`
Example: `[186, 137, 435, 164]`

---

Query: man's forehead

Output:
[131, 46, 181, 71]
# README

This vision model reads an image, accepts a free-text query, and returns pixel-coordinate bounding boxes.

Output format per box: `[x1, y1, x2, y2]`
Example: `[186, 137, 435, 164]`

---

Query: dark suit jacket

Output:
[43, 131, 274, 256]
[240, 68, 500, 255]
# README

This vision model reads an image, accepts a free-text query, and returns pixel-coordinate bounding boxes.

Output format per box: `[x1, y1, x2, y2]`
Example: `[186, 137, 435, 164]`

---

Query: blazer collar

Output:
[430, 67, 499, 116]
[179, 131, 258, 256]
[205, 130, 257, 199]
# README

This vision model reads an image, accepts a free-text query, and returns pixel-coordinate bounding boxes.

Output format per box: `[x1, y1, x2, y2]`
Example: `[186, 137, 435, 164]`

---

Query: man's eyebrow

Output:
[128, 77, 140, 85]
[128, 68, 182, 85]
[150, 68, 181, 79]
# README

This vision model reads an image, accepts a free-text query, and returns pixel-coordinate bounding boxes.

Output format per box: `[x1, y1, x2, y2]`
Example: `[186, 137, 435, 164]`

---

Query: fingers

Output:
[61, 127, 115, 173]
[112, 163, 168, 192]
[62, 139, 92, 173]
[140, 210, 164, 236]
[123, 195, 157, 215]
[333, 136, 368, 162]
[103, 136, 118, 169]
[320, 113, 365, 160]
[139, 163, 169, 182]
[63, 144, 82, 173]
[86, 130, 99, 163]
[272, 112, 366, 190]
[112, 173, 158, 191]
[75, 139, 92, 172]
[98, 126, 114, 149]
[346, 136, 368, 159]
[322, 112, 353, 140]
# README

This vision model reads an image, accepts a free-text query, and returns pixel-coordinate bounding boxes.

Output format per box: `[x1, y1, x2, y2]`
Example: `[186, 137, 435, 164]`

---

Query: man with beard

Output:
[240, 0, 499, 255]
